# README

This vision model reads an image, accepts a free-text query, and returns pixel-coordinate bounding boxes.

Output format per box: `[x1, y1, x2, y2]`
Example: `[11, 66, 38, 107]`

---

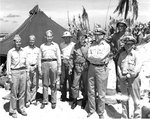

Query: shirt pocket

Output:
[20, 53, 26, 63]
[12, 54, 19, 61]
[128, 58, 135, 72]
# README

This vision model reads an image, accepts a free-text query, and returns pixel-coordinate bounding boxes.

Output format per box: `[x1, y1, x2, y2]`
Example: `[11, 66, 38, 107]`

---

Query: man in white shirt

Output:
[87, 27, 110, 119]
[24, 35, 41, 107]
[40, 30, 61, 109]
[7, 34, 28, 118]
[60, 31, 75, 102]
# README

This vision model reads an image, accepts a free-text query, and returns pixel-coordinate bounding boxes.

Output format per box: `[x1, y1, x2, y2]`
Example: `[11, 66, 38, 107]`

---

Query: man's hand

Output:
[126, 73, 131, 78]
[57, 70, 61, 76]
[7, 75, 13, 84]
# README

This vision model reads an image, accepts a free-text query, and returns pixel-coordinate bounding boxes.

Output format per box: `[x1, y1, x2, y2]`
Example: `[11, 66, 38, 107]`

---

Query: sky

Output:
[0, 0, 150, 33]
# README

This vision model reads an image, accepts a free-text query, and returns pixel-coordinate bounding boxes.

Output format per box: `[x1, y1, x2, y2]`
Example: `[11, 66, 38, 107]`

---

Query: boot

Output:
[81, 99, 87, 109]
[71, 98, 77, 109]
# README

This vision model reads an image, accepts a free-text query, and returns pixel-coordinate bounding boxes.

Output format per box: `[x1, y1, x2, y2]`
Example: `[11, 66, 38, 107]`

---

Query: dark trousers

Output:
[60, 62, 73, 99]
[71, 67, 88, 100]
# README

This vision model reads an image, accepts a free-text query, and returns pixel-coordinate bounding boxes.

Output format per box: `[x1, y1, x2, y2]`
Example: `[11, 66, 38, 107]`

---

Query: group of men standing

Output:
[6, 20, 143, 119]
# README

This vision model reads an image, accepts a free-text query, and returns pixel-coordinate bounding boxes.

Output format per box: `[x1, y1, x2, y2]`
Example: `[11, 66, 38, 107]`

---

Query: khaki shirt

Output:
[71, 42, 89, 64]
[87, 40, 110, 64]
[7, 47, 28, 76]
[118, 49, 142, 77]
[40, 42, 61, 72]
[60, 42, 75, 59]
[24, 46, 41, 71]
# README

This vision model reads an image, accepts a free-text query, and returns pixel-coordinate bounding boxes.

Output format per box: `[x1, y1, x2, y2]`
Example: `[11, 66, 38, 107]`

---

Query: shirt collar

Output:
[45, 41, 54, 45]
[29, 45, 36, 49]
[12, 47, 23, 52]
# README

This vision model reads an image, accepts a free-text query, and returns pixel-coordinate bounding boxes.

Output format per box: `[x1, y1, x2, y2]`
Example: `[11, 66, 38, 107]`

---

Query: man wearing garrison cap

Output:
[40, 30, 61, 109]
[24, 35, 41, 108]
[7, 34, 28, 118]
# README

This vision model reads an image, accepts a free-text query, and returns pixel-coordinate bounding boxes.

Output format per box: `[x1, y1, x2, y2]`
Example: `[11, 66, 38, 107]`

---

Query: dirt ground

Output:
[0, 86, 149, 119]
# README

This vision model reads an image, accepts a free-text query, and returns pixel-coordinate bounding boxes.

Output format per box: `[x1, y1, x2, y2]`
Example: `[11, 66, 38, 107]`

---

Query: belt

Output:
[30, 64, 36, 66]
[11, 67, 26, 70]
[91, 63, 107, 67]
[42, 59, 57, 62]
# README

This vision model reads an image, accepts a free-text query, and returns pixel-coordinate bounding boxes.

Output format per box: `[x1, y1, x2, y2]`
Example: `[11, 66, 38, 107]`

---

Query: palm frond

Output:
[114, 0, 127, 15]
[124, 0, 129, 19]
[132, 0, 138, 20]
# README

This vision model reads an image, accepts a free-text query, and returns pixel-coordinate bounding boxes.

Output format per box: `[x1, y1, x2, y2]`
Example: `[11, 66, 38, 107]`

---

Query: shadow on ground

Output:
[3, 101, 9, 112]
[105, 104, 122, 118]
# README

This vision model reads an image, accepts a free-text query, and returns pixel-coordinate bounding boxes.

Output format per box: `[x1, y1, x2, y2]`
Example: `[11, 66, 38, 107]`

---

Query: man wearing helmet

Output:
[60, 31, 75, 102]
[117, 34, 142, 118]
[87, 27, 110, 119]
[108, 20, 128, 93]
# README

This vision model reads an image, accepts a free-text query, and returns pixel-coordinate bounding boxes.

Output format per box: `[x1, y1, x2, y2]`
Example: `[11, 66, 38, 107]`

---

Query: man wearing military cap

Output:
[7, 34, 28, 118]
[24, 35, 41, 107]
[40, 30, 61, 109]
[87, 27, 110, 119]
[117, 34, 142, 118]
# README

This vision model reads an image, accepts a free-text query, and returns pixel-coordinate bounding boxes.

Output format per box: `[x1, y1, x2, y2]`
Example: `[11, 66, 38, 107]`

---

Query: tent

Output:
[0, 5, 67, 55]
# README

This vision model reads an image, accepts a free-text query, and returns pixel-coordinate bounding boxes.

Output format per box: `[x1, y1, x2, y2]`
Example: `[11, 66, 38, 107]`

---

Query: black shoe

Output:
[40, 104, 46, 109]
[68, 97, 74, 102]
[9, 113, 17, 118]
[81, 100, 87, 109]
[71, 100, 77, 109]
[61, 97, 67, 102]
[51, 103, 56, 109]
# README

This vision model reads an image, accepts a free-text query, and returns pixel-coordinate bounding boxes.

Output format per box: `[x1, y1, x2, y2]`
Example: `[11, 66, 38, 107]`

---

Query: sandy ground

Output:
[0, 86, 124, 119]
[0, 84, 150, 119]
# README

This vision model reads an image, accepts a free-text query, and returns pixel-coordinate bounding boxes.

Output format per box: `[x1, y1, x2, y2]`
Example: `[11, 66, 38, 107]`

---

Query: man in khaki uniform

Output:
[71, 30, 89, 109]
[87, 27, 110, 119]
[117, 34, 142, 118]
[24, 35, 41, 107]
[40, 30, 61, 109]
[7, 35, 28, 118]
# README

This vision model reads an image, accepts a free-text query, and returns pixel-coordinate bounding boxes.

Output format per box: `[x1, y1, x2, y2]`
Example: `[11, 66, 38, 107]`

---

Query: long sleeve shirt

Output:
[7, 47, 28, 76]
[71, 42, 89, 64]
[40, 41, 61, 72]
[24, 45, 41, 71]
[87, 40, 110, 64]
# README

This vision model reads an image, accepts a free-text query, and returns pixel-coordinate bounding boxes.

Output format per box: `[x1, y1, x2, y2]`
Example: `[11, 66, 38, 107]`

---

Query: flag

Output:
[82, 7, 88, 21]
[82, 6, 90, 32]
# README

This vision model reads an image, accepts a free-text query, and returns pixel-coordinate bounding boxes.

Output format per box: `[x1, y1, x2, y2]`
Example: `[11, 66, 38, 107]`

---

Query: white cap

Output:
[62, 31, 72, 38]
